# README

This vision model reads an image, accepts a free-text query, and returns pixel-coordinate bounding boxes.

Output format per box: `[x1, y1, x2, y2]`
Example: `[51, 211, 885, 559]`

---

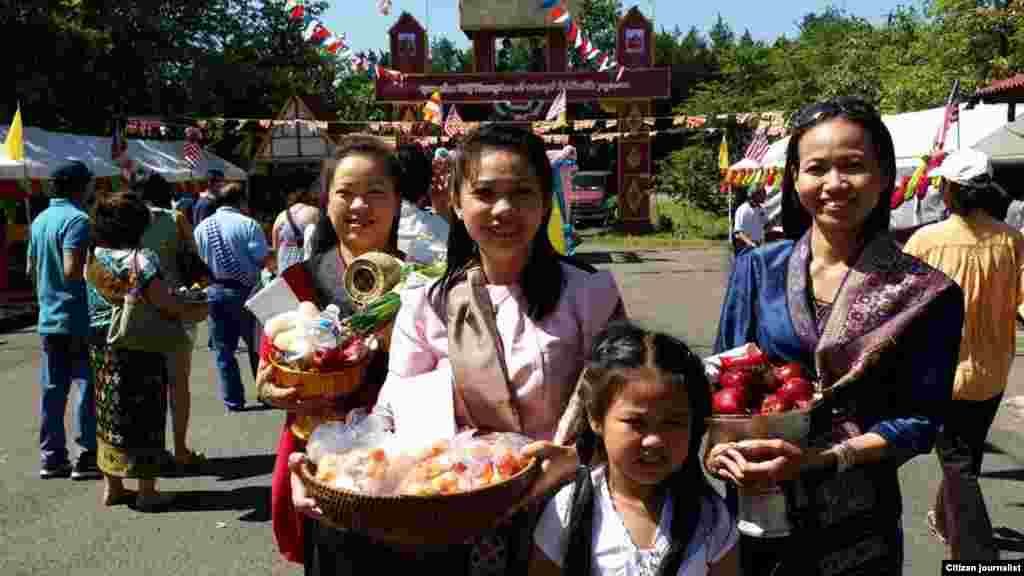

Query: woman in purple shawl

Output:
[706, 97, 964, 575]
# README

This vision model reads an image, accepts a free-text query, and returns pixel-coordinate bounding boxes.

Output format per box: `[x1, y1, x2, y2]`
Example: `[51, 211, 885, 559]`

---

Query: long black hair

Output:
[309, 135, 403, 257]
[396, 143, 433, 206]
[781, 96, 896, 241]
[563, 321, 717, 576]
[427, 124, 568, 321]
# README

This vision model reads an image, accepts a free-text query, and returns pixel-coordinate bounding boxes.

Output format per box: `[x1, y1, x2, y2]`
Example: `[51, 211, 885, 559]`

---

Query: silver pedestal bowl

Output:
[706, 408, 812, 538]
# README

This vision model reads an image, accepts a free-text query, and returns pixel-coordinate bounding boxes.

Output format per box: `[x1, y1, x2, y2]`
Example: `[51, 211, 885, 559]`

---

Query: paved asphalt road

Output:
[1, 245, 1021, 575]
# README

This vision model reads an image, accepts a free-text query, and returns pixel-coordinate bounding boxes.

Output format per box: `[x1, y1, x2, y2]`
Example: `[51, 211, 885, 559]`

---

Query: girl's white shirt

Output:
[534, 465, 738, 576]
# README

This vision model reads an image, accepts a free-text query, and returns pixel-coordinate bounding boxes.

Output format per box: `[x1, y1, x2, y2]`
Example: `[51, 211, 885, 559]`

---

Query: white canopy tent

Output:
[0, 124, 246, 182]
[761, 102, 1024, 171]
[757, 102, 1024, 229]
[972, 115, 1024, 163]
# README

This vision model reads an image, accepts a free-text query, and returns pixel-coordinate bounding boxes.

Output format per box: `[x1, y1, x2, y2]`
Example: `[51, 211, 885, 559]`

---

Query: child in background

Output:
[530, 322, 739, 576]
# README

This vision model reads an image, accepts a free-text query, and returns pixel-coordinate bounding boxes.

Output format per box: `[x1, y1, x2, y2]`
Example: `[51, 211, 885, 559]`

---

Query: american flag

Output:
[111, 117, 127, 161]
[935, 80, 961, 150]
[183, 141, 202, 169]
[444, 106, 466, 138]
[743, 129, 770, 162]
[546, 90, 567, 122]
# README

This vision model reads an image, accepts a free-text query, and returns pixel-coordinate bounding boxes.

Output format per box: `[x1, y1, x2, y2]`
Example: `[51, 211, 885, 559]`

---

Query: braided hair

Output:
[563, 321, 717, 576]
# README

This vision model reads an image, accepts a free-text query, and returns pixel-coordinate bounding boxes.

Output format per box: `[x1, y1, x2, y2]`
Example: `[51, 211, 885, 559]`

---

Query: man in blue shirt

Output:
[192, 168, 223, 227]
[27, 161, 99, 479]
[194, 183, 269, 411]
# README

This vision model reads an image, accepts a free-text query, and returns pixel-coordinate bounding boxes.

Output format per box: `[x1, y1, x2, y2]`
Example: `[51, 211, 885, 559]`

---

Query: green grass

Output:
[580, 198, 730, 250]
[581, 233, 725, 251]
[655, 198, 731, 240]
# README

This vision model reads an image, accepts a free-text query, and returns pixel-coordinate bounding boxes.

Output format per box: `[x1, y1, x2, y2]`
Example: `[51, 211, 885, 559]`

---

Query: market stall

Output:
[0, 123, 246, 290]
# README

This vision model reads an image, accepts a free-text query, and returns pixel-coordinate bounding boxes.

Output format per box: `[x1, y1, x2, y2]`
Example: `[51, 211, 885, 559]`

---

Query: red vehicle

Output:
[567, 171, 614, 228]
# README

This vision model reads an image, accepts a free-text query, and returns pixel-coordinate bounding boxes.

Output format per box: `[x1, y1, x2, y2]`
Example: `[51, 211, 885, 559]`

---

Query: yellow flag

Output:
[4, 105, 24, 161]
[718, 133, 729, 173]
[548, 200, 567, 255]
[423, 91, 443, 125]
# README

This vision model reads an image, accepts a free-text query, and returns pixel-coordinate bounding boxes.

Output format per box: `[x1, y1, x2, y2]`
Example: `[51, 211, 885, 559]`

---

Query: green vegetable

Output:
[347, 292, 402, 335]
[400, 260, 447, 281]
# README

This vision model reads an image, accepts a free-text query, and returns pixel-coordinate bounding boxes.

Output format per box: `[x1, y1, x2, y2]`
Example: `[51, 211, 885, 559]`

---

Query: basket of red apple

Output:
[704, 344, 816, 444]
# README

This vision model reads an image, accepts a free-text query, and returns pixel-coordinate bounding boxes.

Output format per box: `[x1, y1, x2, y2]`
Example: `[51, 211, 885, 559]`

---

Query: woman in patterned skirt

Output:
[86, 192, 208, 511]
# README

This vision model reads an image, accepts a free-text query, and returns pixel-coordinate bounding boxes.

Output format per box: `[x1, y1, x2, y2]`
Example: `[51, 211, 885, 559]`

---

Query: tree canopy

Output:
[7, 0, 1024, 140]
[675, 1, 1024, 117]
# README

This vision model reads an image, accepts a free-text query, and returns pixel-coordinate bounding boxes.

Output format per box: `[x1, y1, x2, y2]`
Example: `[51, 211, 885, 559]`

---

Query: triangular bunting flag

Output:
[4, 105, 24, 161]
[285, 0, 304, 20]
[423, 91, 443, 126]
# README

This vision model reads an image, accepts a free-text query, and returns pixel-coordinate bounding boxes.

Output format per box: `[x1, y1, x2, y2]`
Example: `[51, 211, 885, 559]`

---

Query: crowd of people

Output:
[24, 100, 1022, 574]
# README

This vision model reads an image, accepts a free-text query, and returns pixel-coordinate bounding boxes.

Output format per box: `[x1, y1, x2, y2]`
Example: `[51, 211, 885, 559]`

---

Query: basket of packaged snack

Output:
[262, 254, 447, 399]
[298, 413, 540, 546]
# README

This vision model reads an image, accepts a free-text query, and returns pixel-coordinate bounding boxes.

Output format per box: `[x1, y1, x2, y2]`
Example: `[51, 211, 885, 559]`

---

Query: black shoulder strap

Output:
[284, 206, 304, 240]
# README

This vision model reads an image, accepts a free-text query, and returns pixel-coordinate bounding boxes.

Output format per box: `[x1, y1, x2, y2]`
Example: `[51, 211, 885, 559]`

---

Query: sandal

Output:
[102, 488, 130, 507]
[927, 510, 948, 545]
[174, 450, 207, 473]
[135, 492, 174, 513]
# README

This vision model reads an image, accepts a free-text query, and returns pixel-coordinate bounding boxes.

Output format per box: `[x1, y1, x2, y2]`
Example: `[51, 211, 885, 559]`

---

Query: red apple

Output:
[758, 369, 782, 393]
[773, 363, 804, 383]
[719, 369, 752, 390]
[779, 377, 814, 404]
[712, 387, 748, 415]
[760, 393, 793, 414]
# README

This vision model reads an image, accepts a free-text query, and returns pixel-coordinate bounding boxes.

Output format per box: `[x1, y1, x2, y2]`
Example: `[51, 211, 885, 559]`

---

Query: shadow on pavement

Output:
[993, 527, 1024, 552]
[979, 468, 1024, 481]
[149, 486, 271, 521]
[575, 251, 672, 265]
[167, 454, 276, 481]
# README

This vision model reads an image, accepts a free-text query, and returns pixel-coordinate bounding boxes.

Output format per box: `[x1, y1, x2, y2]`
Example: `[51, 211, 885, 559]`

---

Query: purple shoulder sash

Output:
[786, 233, 955, 392]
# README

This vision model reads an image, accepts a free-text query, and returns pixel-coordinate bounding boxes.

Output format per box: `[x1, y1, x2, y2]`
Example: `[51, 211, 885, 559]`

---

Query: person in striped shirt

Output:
[193, 183, 270, 411]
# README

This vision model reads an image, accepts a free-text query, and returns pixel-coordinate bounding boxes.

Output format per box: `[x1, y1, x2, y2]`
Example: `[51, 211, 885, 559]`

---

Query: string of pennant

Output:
[285, 1, 355, 60]
[281, 1, 633, 83]
[545, 2, 626, 81]
[160, 111, 786, 134]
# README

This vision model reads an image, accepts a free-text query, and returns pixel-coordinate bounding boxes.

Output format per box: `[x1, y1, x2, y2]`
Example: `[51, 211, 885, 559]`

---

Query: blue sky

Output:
[321, 1, 907, 55]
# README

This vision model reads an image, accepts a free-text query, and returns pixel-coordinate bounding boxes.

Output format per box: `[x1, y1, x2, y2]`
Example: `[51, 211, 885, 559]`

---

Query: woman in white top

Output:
[272, 174, 320, 272]
[531, 322, 739, 576]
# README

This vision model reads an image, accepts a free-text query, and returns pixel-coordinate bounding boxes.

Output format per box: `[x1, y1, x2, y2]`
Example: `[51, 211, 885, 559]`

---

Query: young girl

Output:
[531, 322, 739, 576]
[288, 125, 624, 573]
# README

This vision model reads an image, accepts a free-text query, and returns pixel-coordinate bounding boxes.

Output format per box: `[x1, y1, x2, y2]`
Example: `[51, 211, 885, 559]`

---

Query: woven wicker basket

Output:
[270, 356, 369, 399]
[299, 456, 540, 546]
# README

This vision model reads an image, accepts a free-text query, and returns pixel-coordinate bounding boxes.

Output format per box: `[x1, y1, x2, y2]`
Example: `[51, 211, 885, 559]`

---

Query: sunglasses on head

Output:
[790, 98, 878, 131]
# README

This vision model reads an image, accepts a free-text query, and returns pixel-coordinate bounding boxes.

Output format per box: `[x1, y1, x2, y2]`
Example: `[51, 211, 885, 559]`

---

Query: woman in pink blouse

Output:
[288, 125, 624, 573]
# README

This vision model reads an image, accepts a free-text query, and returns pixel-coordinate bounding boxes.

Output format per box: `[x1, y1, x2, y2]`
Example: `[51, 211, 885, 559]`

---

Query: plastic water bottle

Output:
[309, 304, 344, 351]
